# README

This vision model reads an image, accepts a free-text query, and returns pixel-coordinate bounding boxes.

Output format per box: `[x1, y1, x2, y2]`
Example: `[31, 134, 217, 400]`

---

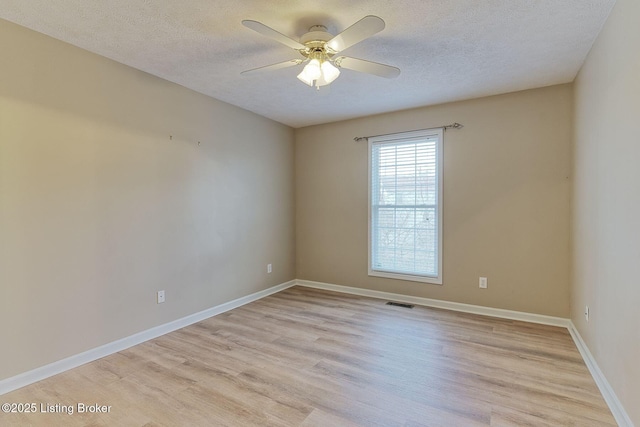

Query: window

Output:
[368, 128, 443, 284]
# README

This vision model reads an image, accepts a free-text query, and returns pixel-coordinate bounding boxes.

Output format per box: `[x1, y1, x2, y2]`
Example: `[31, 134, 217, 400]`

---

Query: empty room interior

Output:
[0, 0, 638, 426]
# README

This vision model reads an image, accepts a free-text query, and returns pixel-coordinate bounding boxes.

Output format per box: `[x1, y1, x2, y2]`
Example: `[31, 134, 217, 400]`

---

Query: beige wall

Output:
[295, 85, 573, 317]
[0, 19, 295, 380]
[5, 5, 637, 421]
[572, 0, 640, 423]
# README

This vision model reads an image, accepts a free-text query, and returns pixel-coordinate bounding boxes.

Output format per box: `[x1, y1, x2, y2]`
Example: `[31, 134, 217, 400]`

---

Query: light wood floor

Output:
[1, 286, 616, 426]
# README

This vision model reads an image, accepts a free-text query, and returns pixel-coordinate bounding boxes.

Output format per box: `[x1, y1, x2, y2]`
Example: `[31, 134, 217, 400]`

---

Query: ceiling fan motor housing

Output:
[300, 25, 333, 48]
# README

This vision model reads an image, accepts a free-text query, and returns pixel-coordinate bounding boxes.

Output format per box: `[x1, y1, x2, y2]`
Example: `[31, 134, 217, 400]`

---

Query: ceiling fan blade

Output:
[335, 56, 400, 78]
[241, 59, 304, 75]
[242, 20, 306, 50]
[326, 15, 385, 53]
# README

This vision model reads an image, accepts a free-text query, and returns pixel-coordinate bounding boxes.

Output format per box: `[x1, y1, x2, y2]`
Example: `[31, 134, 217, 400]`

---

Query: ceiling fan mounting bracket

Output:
[308, 25, 328, 32]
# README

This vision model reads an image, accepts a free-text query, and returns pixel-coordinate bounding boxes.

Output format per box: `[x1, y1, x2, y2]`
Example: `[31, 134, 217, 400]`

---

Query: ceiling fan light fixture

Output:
[296, 70, 314, 86]
[303, 59, 322, 80]
[321, 61, 340, 84]
[298, 56, 339, 87]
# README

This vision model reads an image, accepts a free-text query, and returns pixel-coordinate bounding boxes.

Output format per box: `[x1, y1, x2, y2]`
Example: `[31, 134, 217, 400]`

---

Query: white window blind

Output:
[368, 128, 443, 284]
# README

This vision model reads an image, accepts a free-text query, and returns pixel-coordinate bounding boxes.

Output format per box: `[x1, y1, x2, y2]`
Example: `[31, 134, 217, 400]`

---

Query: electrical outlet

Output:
[157, 290, 165, 304]
[585, 305, 589, 322]
[267, 264, 272, 274]
[479, 277, 488, 289]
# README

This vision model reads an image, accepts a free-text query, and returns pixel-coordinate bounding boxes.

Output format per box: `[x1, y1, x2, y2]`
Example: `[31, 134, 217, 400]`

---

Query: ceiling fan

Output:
[241, 15, 400, 89]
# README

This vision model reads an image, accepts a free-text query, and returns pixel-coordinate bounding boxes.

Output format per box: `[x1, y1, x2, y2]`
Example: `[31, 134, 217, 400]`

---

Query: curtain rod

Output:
[353, 122, 463, 142]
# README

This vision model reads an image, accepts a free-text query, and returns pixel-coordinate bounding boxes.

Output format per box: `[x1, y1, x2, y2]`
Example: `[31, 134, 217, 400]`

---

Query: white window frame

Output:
[368, 128, 443, 285]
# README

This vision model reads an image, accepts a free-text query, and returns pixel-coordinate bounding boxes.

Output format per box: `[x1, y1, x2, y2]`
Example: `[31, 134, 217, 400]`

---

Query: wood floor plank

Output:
[0, 286, 616, 426]
[300, 408, 363, 427]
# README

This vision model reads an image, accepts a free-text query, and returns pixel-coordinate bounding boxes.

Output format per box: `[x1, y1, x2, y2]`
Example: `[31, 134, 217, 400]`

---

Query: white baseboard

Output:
[0, 280, 296, 396]
[295, 279, 571, 327]
[2, 278, 632, 427]
[568, 322, 634, 427]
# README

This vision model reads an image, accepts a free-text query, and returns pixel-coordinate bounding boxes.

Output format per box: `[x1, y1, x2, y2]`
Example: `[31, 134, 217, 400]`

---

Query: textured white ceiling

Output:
[0, 0, 615, 128]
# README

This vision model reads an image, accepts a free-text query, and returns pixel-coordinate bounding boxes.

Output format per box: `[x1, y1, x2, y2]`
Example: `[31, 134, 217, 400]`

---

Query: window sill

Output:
[369, 269, 442, 285]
